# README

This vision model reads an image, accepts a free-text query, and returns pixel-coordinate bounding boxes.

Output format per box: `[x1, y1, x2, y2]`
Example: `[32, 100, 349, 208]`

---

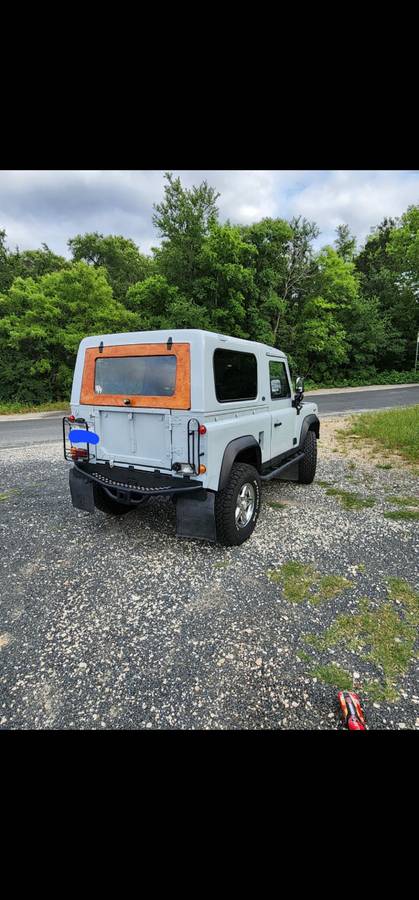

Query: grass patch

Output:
[376, 463, 393, 470]
[356, 564, 366, 574]
[387, 578, 419, 619]
[311, 575, 352, 605]
[343, 405, 419, 464]
[214, 561, 229, 570]
[0, 400, 69, 415]
[325, 487, 375, 511]
[311, 664, 353, 690]
[0, 488, 21, 501]
[316, 480, 332, 488]
[297, 650, 311, 663]
[386, 495, 419, 507]
[304, 579, 419, 700]
[268, 561, 318, 603]
[268, 561, 352, 605]
[267, 501, 287, 510]
[384, 509, 419, 521]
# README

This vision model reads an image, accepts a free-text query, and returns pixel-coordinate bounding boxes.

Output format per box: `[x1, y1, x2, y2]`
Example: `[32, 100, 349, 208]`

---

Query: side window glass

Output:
[270, 361, 291, 399]
[213, 349, 257, 402]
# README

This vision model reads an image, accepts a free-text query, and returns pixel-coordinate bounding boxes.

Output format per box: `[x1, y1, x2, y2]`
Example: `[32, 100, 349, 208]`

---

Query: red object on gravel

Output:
[338, 691, 367, 730]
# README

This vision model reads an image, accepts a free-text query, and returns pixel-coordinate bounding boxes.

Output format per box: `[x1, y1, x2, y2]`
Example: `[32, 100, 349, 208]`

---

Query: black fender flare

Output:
[299, 414, 320, 449]
[218, 436, 262, 491]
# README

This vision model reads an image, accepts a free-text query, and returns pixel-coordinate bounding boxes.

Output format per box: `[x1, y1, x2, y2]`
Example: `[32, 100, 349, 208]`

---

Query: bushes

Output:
[305, 370, 419, 391]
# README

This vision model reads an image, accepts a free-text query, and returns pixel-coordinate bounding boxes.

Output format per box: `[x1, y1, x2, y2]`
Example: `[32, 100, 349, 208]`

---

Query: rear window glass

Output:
[95, 355, 177, 396]
[213, 349, 257, 402]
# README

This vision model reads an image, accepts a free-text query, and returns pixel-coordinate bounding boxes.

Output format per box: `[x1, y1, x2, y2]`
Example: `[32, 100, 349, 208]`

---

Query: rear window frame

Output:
[80, 342, 191, 409]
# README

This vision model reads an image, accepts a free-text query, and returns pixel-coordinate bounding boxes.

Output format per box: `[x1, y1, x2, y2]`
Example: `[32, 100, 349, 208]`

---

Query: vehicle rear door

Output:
[80, 342, 190, 471]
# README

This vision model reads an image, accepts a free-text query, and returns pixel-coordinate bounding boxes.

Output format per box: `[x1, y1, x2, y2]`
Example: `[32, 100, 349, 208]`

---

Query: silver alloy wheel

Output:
[235, 482, 256, 528]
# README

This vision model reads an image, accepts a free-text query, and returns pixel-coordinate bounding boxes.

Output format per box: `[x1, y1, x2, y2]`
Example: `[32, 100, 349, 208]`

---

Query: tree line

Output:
[1, 172, 419, 403]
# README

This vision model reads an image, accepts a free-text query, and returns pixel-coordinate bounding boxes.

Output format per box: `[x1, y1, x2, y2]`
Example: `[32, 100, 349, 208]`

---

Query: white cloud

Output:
[1, 169, 419, 258]
[288, 170, 419, 248]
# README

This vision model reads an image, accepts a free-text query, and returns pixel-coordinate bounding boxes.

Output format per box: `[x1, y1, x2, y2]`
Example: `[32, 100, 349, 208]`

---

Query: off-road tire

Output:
[215, 463, 261, 546]
[298, 429, 317, 484]
[92, 482, 148, 515]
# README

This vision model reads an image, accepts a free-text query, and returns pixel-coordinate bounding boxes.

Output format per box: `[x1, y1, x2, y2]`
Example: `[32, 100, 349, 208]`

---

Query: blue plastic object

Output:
[69, 429, 99, 445]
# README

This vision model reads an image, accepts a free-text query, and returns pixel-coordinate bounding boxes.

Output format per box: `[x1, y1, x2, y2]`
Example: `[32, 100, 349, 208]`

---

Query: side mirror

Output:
[292, 375, 305, 412]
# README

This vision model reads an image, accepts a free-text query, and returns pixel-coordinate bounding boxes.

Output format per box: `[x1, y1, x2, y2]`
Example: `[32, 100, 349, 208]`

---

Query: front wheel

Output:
[298, 429, 317, 484]
[215, 463, 261, 546]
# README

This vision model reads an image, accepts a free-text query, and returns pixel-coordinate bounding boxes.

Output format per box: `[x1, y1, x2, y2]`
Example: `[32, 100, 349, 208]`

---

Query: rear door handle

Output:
[274, 422, 282, 427]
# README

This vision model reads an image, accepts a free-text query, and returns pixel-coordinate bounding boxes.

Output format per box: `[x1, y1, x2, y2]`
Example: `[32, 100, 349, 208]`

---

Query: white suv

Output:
[64, 329, 319, 545]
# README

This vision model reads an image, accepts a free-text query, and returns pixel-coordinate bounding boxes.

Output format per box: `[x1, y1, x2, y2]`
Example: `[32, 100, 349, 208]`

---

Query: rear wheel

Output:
[215, 463, 261, 546]
[298, 429, 317, 484]
[93, 483, 149, 515]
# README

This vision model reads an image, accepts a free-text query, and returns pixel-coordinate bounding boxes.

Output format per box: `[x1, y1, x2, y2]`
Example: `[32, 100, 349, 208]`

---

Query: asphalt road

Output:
[1, 440, 418, 729]
[0, 414, 67, 450]
[0, 385, 418, 449]
[311, 385, 419, 416]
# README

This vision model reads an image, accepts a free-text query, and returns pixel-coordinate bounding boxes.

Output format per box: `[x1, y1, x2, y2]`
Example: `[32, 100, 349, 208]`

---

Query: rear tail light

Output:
[68, 415, 76, 422]
[71, 447, 88, 460]
[198, 424, 207, 435]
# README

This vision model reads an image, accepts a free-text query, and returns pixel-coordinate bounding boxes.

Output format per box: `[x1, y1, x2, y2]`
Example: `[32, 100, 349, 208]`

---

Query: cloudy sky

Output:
[1, 170, 419, 258]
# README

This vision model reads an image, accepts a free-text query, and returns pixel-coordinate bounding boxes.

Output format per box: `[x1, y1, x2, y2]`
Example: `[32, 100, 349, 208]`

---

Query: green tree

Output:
[68, 232, 154, 302]
[296, 296, 348, 378]
[240, 218, 293, 345]
[309, 246, 387, 378]
[152, 172, 220, 293]
[334, 224, 357, 261]
[0, 262, 137, 402]
[356, 215, 418, 369]
[192, 223, 257, 337]
[386, 207, 419, 370]
[126, 274, 209, 331]
[0, 231, 67, 292]
[273, 216, 320, 348]
[0, 229, 14, 293]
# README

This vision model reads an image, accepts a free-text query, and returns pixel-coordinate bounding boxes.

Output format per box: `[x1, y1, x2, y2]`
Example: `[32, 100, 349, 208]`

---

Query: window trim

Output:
[80, 342, 191, 408]
[213, 348, 258, 404]
[269, 359, 291, 400]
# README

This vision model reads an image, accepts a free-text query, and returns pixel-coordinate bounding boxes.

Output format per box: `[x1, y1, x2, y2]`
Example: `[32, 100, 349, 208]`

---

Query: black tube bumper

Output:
[69, 461, 203, 510]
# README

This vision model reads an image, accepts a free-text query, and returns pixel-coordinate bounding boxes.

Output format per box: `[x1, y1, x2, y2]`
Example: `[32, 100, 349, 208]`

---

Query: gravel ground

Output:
[0, 429, 418, 730]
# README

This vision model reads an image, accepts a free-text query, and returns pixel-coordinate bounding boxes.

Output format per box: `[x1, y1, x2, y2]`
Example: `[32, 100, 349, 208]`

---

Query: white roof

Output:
[79, 328, 287, 358]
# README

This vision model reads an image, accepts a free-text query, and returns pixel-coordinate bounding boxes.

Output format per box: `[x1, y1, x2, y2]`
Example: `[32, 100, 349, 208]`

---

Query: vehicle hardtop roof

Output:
[79, 328, 287, 358]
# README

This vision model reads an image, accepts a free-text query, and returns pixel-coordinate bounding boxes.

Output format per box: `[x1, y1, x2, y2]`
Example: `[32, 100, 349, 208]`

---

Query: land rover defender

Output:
[64, 329, 320, 545]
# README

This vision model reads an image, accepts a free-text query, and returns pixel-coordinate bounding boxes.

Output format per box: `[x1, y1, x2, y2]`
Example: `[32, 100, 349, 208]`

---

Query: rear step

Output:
[74, 461, 203, 494]
[261, 452, 304, 482]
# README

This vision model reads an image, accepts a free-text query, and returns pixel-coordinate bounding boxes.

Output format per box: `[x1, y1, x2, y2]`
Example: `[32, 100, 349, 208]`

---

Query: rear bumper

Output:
[72, 460, 203, 501]
[69, 463, 217, 541]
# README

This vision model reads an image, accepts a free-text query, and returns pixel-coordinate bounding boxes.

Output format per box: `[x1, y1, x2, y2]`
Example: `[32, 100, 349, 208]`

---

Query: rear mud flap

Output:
[176, 492, 217, 543]
[69, 466, 95, 512]
[277, 461, 299, 482]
